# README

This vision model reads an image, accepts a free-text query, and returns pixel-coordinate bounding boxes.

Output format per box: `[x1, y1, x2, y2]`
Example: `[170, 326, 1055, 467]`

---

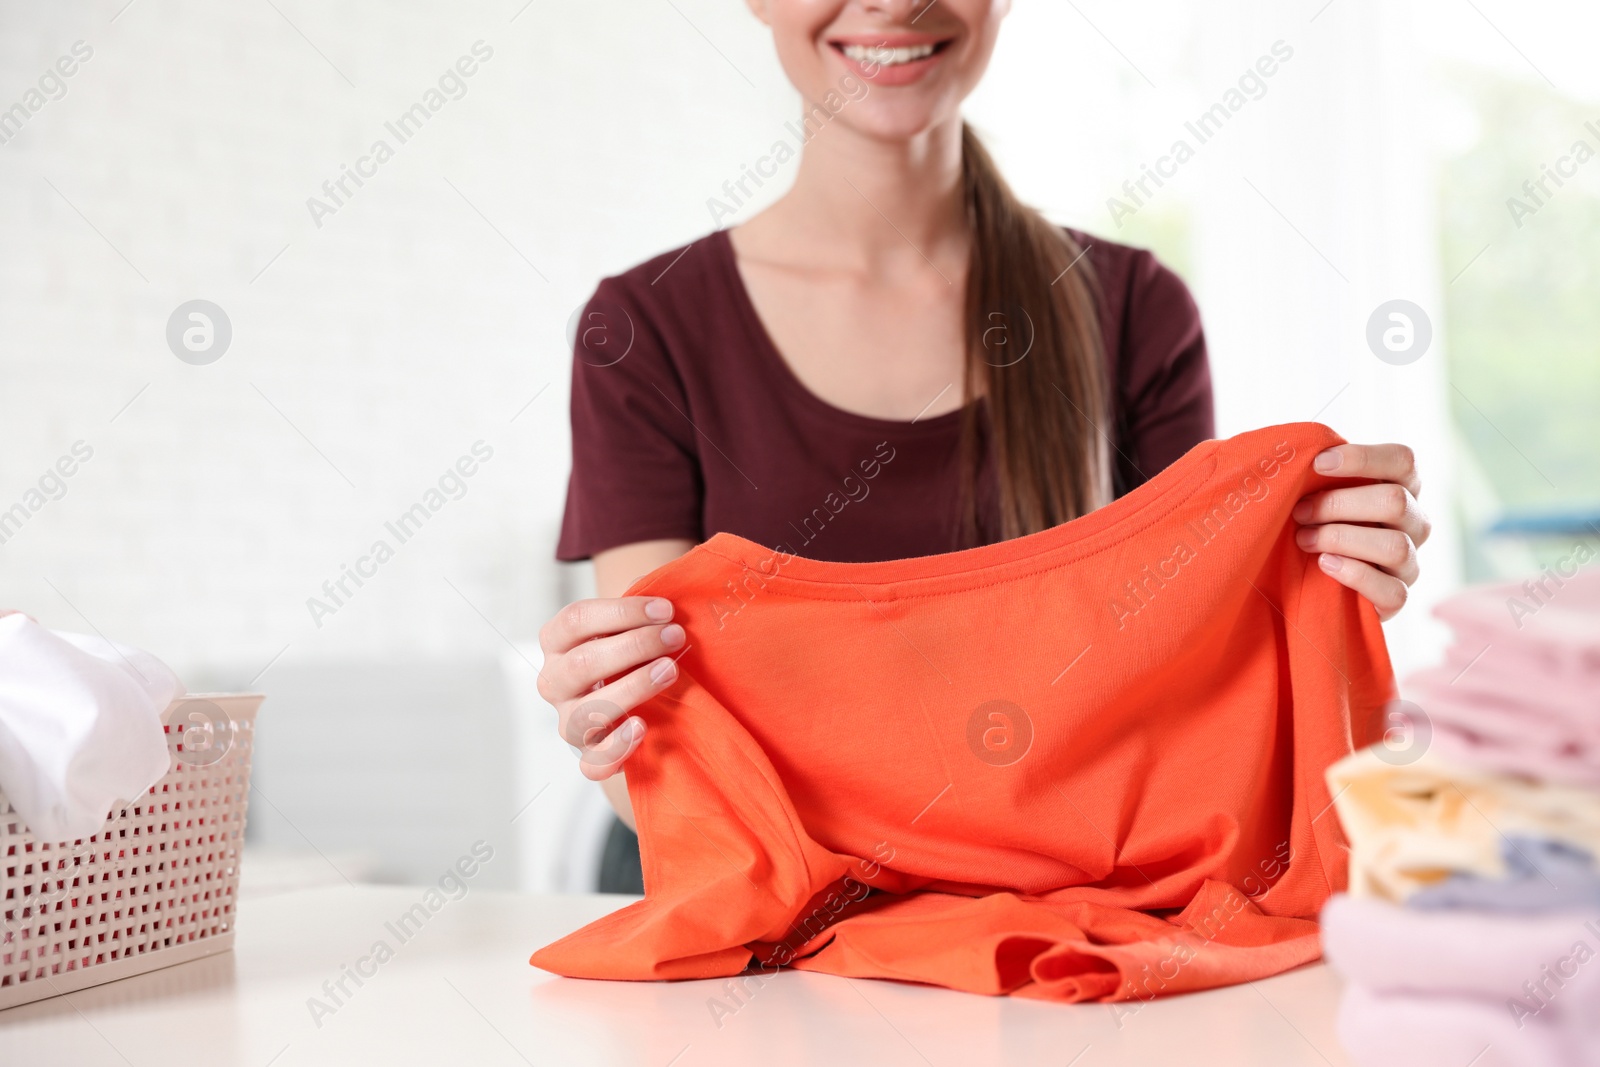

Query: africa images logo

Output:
[966, 700, 1033, 767]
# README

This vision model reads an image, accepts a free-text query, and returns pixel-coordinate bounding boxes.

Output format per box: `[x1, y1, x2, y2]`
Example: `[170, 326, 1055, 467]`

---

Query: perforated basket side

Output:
[0, 693, 261, 1010]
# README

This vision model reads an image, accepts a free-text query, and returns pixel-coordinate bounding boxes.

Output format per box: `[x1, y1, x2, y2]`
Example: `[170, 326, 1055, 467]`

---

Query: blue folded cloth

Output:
[1409, 836, 1600, 913]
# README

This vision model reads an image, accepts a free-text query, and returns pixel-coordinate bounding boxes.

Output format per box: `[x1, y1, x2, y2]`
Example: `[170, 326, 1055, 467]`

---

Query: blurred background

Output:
[1, 0, 1594, 896]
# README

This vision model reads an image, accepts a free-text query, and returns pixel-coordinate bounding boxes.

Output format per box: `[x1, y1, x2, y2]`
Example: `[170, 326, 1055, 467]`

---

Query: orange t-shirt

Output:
[532, 423, 1393, 1002]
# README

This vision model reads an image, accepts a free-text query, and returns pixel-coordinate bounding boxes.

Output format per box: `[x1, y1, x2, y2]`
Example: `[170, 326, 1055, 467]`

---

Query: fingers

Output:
[536, 595, 682, 782]
[1292, 483, 1431, 548]
[539, 596, 674, 655]
[562, 655, 679, 780]
[1315, 553, 1409, 622]
[558, 654, 678, 748]
[1296, 522, 1419, 585]
[540, 620, 685, 706]
[1294, 445, 1431, 620]
[578, 715, 647, 781]
[1313, 443, 1422, 498]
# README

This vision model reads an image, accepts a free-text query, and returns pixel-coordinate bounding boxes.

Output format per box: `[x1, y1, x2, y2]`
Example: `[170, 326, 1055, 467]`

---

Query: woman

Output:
[539, 0, 1431, 892]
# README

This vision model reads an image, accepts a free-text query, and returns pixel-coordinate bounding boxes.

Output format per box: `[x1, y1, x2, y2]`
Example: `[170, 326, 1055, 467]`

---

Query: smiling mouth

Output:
[830, 40, 954, 68]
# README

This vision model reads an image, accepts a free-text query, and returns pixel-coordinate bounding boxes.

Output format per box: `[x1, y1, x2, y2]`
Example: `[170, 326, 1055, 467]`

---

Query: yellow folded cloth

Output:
[1325, 746, 1600, 902]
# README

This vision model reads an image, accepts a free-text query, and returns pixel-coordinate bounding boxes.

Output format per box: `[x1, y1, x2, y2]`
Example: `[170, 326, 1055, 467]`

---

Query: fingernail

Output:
[660, 623, 685, 648]
[628, 718, 645, 741]
[1320, 553, 1343, 573]
[649, 657, 676, 685]
[1292, 500, 1313, 523]
[1314, 450, 1341, 473]
[1296, 528, 1317, 550]
[644, 598, 672, 621]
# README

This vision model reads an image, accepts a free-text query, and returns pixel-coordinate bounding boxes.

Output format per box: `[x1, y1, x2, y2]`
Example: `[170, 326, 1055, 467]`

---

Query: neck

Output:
[776, 115, 968, 269]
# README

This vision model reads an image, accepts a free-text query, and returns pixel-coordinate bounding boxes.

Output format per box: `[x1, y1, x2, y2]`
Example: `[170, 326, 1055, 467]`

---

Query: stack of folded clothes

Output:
[1322, 569, 1600, 1067]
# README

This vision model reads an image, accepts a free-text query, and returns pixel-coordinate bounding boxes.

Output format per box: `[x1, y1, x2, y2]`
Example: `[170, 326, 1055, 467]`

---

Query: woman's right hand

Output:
[536, 596, 683, 780]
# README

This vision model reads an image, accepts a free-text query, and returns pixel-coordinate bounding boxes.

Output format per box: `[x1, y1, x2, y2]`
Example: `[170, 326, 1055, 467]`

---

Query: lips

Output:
[826, 35, 955, 86]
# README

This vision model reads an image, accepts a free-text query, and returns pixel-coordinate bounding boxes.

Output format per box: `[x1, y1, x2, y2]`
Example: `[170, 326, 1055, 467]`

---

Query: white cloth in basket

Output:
[0, 612, 179, 842]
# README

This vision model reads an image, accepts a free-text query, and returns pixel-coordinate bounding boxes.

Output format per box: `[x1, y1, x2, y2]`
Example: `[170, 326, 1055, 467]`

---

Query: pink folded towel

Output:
[1435, 568, 1600, 663]
[1400, 569, 1600, 788]
[1322, 894, 1600, 1066]
[1321, 894, 1600, 1008]
[1335, 983, 1588, 1067]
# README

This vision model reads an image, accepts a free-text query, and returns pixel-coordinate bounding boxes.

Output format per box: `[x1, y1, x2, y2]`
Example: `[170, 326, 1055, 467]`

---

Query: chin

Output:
[832, 99, 960, 144]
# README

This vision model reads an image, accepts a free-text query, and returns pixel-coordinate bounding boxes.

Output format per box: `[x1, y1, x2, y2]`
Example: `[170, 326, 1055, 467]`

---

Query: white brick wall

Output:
[0, 0, 797, 676]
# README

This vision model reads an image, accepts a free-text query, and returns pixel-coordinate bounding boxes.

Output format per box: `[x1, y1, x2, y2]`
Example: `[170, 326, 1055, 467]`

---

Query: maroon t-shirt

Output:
[555, 227, 1213, 564]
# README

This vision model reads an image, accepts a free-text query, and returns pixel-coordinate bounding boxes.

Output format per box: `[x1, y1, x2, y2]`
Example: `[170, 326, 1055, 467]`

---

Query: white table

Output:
[0, 886, 1352, 1065]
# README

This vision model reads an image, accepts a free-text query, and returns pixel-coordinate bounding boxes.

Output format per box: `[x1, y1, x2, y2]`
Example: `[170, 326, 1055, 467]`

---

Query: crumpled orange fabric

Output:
[532, 423, 1393, 1003]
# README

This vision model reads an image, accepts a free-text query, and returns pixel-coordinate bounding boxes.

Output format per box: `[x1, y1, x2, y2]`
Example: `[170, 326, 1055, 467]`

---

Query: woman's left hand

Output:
[1292, 443, 1432, 621]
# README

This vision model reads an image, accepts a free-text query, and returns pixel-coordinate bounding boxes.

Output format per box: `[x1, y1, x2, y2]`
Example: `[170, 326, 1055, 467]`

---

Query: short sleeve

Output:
[555, 279, 705, 561]
[1112, 251, 1215, 491]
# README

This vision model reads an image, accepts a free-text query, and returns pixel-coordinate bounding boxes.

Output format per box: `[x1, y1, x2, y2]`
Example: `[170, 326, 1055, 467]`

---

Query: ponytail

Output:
[957, 121, 1111, 546]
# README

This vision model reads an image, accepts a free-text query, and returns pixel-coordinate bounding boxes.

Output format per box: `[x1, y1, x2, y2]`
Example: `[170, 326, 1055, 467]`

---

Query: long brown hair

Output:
[957, 121, 1110, 546]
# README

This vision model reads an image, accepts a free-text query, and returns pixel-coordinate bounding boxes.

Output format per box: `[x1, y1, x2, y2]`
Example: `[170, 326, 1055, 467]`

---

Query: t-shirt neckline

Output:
[693, 429, 1259, 594]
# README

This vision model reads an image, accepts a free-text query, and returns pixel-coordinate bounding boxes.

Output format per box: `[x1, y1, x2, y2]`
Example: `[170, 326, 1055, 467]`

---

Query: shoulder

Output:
[570, 231, 738, 388]
[584, 231, 728, 326]
[1063, 227, 1200, 331]
[1060, 232, 1213, 480]
[1063, 227, 1205, 386]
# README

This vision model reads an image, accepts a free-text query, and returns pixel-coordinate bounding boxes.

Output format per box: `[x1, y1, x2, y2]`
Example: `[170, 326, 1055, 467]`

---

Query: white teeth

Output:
[841, 42, 937, 67]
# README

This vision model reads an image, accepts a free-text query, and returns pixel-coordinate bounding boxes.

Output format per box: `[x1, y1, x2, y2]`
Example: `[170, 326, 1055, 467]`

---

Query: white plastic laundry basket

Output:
[0, 692, 262, 1010]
